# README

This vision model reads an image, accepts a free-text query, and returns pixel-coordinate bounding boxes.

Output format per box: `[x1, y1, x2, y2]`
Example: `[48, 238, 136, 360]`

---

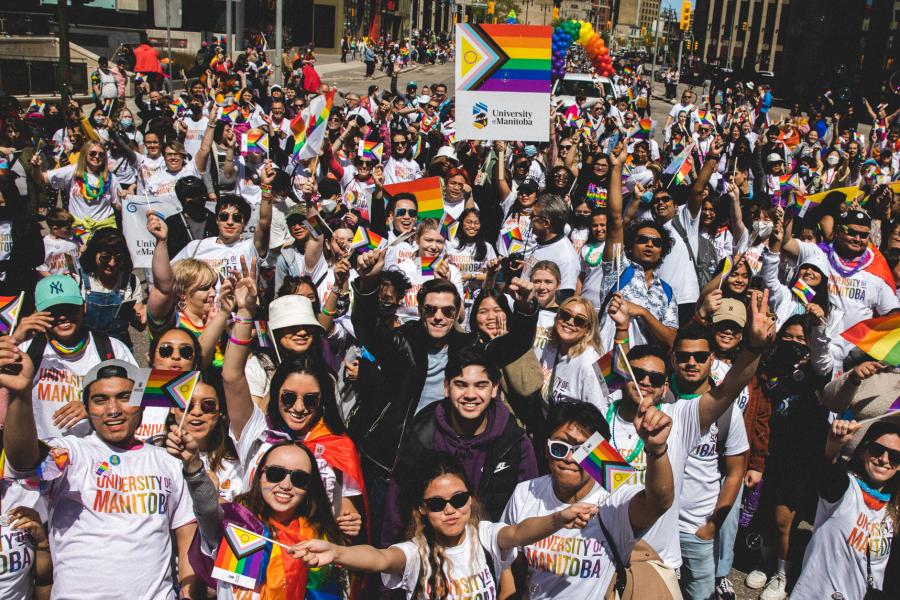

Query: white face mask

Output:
[752, 220, 774, 239]
[319, 198, 337, 214]
[826, 155, 840, 166]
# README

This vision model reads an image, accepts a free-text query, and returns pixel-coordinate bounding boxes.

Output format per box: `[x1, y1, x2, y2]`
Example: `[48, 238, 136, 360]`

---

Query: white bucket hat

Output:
[268, 295, 324, 332]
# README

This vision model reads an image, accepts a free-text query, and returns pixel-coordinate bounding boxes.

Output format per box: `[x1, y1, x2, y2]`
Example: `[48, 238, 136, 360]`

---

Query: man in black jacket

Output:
[164, 176, 216, 258]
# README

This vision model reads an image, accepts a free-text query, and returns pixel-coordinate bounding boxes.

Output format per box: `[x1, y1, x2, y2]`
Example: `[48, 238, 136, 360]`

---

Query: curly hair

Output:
[624, 219, 673, 262]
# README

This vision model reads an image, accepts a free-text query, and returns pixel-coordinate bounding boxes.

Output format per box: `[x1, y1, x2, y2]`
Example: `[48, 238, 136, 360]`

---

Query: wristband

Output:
[329, 285, 343, 295]
[646, 443, 668, 458]
[260, 184, 272, 193]
[321, 306, 336, 317]
[183, 464, 205, 477]
[231, 315, 254, 324]
[228, 335, 252, 346]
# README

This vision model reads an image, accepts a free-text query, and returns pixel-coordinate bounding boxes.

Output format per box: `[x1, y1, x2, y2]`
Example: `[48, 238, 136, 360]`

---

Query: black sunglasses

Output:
[395, 207, 417, 218]
[392, 140, 408, 146]
[423, 491, 471, 513]
[557, 308, 589, 329]
[423, 304, 457, 318]
[547, 439, 580, 460]
[631, 366, 668, 387]
[674, 350, 712, 364]
[841, 227, 869, 240]
[280, 390, 322, 411]
[157, 343, 195, 361]
[97, 252, 125, 264]
[217, 211, 245, 224]
[178, 398, 218, 414]
[262, 465, 312, 489]
[635, 233, 663, 248]
[866, 441, 900, 467]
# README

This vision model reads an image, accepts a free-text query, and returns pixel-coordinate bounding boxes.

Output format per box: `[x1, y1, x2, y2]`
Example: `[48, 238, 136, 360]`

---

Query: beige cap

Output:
[712, 299, 747, 328]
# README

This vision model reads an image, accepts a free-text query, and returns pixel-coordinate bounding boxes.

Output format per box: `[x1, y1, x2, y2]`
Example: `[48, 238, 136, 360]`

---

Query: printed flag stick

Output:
[178, 402, 192, 432]
[3, 292, 24, 337]
[717, 257, 733, 291]
[613, 244, 623, 292]
[228, 523, 293, 550]
[618, 348, 646, 406]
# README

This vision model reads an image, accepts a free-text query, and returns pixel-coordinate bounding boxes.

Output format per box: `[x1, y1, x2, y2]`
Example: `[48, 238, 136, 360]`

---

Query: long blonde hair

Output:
[554, 296, 602, 358]
[74, 140, 110, 181]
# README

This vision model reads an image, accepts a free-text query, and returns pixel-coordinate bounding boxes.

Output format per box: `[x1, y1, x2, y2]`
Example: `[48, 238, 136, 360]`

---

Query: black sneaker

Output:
[716, 577, 737, 600]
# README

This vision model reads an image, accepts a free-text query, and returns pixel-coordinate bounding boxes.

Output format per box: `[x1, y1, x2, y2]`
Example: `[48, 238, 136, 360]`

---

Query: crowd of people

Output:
[0, 33, 896, 600]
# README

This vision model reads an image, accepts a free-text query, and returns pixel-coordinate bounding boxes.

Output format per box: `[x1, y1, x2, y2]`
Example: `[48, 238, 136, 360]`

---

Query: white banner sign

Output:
[121, 194, 182, 269]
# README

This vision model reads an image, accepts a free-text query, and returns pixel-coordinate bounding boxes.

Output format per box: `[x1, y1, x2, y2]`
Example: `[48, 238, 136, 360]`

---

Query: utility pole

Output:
[165, 0, 172, 92]
[274, 0, 283, 86]
[650, 5, 661, 89]
[226, 0, 232, 58]
[57, 0, 71, 103]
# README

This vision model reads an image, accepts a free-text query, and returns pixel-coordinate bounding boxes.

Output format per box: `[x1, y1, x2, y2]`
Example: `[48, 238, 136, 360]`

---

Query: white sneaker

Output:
[759, 574, 787, 600]
[745, 570, 768, 590]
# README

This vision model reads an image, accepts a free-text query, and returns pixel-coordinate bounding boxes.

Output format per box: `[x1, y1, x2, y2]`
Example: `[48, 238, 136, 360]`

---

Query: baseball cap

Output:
[837, 209, 872, 229]
[286, 204, 308, 225]
[712, 299, 747, 328]
[83, 359, 142, 395]
[766, 153, 784, 164]
[518, 179, 540, 195]
[407, 81, 418, 88]
[269, 295, 325, 332]
[36, 275, 84, 311]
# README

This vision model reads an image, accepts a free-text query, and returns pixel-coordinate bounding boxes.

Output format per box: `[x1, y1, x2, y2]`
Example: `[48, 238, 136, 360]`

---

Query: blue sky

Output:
[662, 0, 691, 10]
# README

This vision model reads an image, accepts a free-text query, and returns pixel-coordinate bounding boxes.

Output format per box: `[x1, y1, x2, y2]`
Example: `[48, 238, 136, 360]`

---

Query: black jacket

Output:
[165, 210, 218, 258]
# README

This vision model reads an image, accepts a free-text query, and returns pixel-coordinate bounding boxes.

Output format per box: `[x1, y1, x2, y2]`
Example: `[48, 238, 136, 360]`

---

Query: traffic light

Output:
[680, 0, 691, 31]
[456, 5, 462, 23]
[553, 7, 559, 20]
[741, 21, 747, 31]
[488, 1, 494, 15]
[641, 26, 646, 36]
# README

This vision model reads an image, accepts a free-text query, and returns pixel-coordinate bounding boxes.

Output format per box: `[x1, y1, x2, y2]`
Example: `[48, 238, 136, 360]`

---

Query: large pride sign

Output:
[455, 23, 552, 142]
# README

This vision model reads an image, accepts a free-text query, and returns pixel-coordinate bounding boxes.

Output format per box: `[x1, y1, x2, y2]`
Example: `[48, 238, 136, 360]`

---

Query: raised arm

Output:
[193, 106, 218, 172]
[166, 425, 225, 546]
[254, 162, 275, 256]
[725, 174, 747, 243]
[603, 143, 627, 262]
[687, 136, 724, 218]
[147, 213, 177, 322]
[494, 142, 511, 200]
[698, 289, 774, 429]
[496, 502, 597, 551]
[0, 337, 41, 471]
[222, 257, 258, 438]
[29, 153, 49, 186]
[292, 541, 408, 576]
[627, 403, 675, 530]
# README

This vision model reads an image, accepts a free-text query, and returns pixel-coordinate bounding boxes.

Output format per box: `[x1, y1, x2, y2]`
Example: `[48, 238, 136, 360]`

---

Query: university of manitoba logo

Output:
[472, 102, 489, 129]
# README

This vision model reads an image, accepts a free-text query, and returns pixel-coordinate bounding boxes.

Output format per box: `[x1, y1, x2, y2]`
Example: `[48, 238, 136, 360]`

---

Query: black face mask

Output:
[761, 340, 810, 393]
[572, 214, 591, 228]
[377, 301, 398, 317]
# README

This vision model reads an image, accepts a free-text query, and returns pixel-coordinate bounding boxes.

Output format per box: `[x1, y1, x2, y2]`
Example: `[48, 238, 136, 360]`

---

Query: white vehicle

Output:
[552, 73, 615, 108]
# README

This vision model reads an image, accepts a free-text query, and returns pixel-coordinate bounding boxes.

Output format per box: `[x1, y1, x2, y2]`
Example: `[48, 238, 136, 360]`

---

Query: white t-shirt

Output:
[392, 256, 465, 324]
[173, 237, 260, 288]
[0, 480, 49, 600]
[20, 333, 137, 440]
[599, 393, 702, 567]
[140, 159, 200, 198]
[385, 231, 417, 268]
[579, 242, 606, 306]
[40, 433, 195, 600]
[678, 405, 748, 533]
[182, 117, 209, 163]
[136, 154, 165, 195]
[39, 236, 80, 277]
[339, 169, 374, 217]
[539, 344, 606, 411]
[523, 236, 580, 292]
[232, 406, 362, 509]
[710, 360, 750, 413]
[658, 205, 701, 305]
[501, 477, 642, 600]
[531, 309, 557, 356]
[668, 102, 695, 119]
[47, 165, 120, 221]
[383, 521, 516, 600]
[791, 476, 894, 600]
[0, 220, 12, 280]
[383, 157, 422, 185]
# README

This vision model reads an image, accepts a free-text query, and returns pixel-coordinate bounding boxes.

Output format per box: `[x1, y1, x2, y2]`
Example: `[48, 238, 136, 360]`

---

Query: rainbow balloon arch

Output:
[551, 19, 615, 80]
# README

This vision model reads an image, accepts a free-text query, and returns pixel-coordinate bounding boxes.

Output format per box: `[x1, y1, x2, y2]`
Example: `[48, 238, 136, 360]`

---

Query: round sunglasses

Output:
[157, 343, 195, 360]
[262, 465, 312, 489]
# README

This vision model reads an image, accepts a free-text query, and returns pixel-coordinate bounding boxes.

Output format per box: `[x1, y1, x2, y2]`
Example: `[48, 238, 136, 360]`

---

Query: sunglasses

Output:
[557, 309, 590, 329]
[356, 160, 375, 168]
[631, 366, 668, 387]
[177, 398, 218, 414]
[547, 439, 581, 460]
[262, 465, 312, 489]
[217, 211, 245, 223]
[866, 442, 900, 466]
[392, 140, 408, 146]
[652, 195, 673, 205]
[157, 343, 195, 360]
[841, 227, 869, 240]
[280, 390, 322, 411]
[674, 350, 712, 364]
[97, 252, 125, 265]
[87, 150, 106, 158]
[395, 207, 417, 218]
[423, 304, 457, 318]
[423, 491, 471, 513]
[560, 144, 573, 150]
[635, 234, 663, 248]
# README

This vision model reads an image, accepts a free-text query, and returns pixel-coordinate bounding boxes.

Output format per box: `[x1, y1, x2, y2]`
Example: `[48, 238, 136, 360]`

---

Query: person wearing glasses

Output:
[292, 452, 597, 600]
[383, 130, 421, 185]
[140, 114, 216, 197]
[31, 139, 120, 238]
[782, 210, 898, 363]
[379, 348, 539, 546]
[78, 227, 146, 348]
[522, 194, 580, 299]
[599, 148, 679, 349]
[500, 400, 677, 600]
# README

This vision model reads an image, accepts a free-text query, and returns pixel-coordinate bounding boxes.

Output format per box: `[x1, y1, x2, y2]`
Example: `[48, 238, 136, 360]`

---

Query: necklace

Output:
[605, 401, 658, 468]
[49, 335, 88, 356]
[583, 244, 604, 267]
[854, 474, 890, 510]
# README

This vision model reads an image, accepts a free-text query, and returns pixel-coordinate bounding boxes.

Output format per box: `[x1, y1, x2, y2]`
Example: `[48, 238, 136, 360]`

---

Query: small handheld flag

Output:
[302, 213, 331, 239]
[255, 321, 273, 348]
[501, 227, 524, 253]
[420, 254, 439, 277]
[212, 523, 278, 589]
[633, 118, 652, 140]
[717, 257, 733, 290]
[240, 129, 269, 156]
[128, 369, 200, 410]
[791, 279, 816, 305]
[840, 313, 900, 367]
[383, 177, 444, 221]
[0, 293, 25, 335]
[571, 432, 636, 492]
[358, 140, 384, 162]
[440, 212, 458, 241]
[351, 226, 386, 253]
[219, 102, 239, 123]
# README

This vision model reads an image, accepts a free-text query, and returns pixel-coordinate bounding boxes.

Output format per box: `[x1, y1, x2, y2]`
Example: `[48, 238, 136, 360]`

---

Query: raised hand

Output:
[634, 403, 672, 455]
[607, 292, 631, 328]
[357, 248, 386, 280]
[848, 360, 889, 385]
[218, 276, 236, 315]
[506, 276, 535, 305]
[259, 160, 276, 187]
[825, 419, 861, 459]
[12, 311, 54, 343]
[556, 501, 599, 529]
[289, 539, 337, 567]
[234, 256, 259, 312]
[745, 289, 775, 350]
[165, 424, 202, 472]
[0, 336, 34, 393]
[147, 212, 168, 242]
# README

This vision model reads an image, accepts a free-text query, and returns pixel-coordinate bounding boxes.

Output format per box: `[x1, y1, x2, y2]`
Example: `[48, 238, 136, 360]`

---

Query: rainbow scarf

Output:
[49, 335, 89, 357]
[75, 172, 111, 203]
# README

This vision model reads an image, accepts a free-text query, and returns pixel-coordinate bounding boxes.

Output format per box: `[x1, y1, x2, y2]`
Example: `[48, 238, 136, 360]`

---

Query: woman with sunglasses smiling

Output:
[448, 208, 495, 313]
[78, 227, 146, 348]
[393, 219, 464, 324]
[169, 433, 349, 599]
[292, 453, 597, 599]
[31, 139, 120, 238]
[383, 130, 422, 184]
[538, 296, 606, 410]
[224, 271, 366, 539]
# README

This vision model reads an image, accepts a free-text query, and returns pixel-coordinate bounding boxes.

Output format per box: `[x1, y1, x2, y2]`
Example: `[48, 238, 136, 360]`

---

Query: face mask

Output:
[377, 301, 398, 317]
[319, 198, 337, 214]
[572, 215, 590, 228]
[640, 190, 654, 204]
[798, 165, 809, 175]
[752, 220, 774, 239]
[120, 118, 133, 129]
[826, 155, 840, 166]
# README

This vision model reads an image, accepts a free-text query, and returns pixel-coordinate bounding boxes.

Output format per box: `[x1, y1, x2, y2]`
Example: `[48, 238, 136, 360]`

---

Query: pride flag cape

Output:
[791, 279, 816, 305]
[840, 313, 900, 367]
[383, 176, 444, 221]
[127, 369, 200, 409]
[571, 432, 635, 492]
[241, 129, 269, 156]
[0, 293, 24, 335]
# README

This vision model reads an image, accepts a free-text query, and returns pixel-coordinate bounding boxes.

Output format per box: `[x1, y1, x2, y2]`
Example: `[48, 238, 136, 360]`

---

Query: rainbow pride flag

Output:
[420, 254, 439, 277]
[695, 110, 717, 130]
[0, 293, 24, 335]
[255, 321, 273, 348]
[633, 118, 652, 140]
[302, 213, 331, 239]
[220, 102, 239, 123]
[169, 96, 188, 116]
[501, 226, 524, 252]
[840, 313, 900, 367]
[212, 523, 270, 589]
[778, 173, 801, 191]
[351, 226, 386, 253]
[585, 183, 607, 209]
[358, 140, 384, 162]
[572, 432, 635, 492]
[294, 90, 336, 161]
[383, 176, 444, 221]
[27, 99, 45, 114]
[241, 129, 269, 156]
[792, 279, 816, 305]
[128, 369, 200, 410]
[789, 186, 859, 218]
[457, 24, 551, 94]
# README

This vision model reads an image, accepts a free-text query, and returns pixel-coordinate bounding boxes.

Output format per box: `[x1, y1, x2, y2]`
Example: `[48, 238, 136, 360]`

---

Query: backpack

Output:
[26, 331, 115, 368]
[670, 214, 718, 288]
[599, 264, 674, 316]
[598, 516, 679, 599]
